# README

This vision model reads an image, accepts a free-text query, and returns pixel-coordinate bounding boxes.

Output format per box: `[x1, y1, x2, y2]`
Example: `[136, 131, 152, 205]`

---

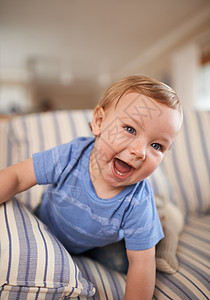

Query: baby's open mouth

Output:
[113, 158, 132, 175]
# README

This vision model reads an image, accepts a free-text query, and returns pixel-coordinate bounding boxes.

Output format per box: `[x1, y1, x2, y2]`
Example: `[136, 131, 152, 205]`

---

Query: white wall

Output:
[171, 43, 200, 109]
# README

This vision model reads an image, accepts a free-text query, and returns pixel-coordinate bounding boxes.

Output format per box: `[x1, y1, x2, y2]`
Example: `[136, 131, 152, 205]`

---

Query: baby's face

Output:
[90, 92, 181, 197]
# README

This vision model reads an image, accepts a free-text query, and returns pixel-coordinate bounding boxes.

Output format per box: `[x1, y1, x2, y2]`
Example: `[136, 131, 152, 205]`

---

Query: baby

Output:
[0, 75, 182, 300]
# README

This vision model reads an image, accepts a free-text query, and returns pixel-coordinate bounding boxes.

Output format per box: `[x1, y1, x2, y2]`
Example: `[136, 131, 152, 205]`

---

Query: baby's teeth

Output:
[116, 169, 124, 176]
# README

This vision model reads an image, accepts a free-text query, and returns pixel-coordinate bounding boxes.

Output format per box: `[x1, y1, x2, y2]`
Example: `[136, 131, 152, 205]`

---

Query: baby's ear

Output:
[91, 106, 105, 136]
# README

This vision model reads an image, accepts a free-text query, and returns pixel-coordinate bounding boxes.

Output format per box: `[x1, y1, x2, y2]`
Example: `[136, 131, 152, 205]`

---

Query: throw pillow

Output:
[0, 198, 95, 299]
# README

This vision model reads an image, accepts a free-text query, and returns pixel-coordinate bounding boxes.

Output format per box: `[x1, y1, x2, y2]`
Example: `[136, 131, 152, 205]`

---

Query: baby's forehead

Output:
[115, 93, 163, 116]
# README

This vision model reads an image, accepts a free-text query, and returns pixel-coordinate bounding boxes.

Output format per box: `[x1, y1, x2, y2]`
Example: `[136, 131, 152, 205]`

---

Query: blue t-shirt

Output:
[33, 137, 164, 254]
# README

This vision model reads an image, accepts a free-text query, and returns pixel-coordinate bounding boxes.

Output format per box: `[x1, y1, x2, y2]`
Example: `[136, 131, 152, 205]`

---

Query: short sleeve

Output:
[122, 180, 164, 251]
[33, 142, 74, 185]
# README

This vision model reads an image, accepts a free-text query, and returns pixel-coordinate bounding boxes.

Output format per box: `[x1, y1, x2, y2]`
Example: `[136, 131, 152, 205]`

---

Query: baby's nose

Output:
[129, 142, 146, 160]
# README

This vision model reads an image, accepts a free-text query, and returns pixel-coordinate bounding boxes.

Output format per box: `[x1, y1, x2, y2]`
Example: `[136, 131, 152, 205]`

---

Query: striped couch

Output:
[0, 109, 209, 300]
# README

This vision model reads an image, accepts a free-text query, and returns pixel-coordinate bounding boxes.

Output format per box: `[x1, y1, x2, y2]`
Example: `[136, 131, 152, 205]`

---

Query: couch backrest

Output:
[1, 109, 209, 217]
[1, 110, 93, 210]
[162, 110, 210, 217]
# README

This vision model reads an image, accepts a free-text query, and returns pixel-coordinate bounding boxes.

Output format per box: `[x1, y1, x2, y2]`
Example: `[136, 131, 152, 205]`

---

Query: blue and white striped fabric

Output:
[148, 164, 175, 204]
[0, 197, 96, 299]
[154, 214, 210, 300]
[162, 110, 210, 217]
[72, 257, 126, 300]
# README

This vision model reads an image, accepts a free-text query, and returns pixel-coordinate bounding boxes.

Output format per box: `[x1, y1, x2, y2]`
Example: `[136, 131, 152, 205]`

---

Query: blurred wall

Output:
[0, 1, 210, 114]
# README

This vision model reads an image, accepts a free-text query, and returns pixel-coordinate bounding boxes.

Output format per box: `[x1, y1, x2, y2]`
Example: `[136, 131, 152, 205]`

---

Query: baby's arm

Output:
[0, 158, 37, 205]
[124, 247, 156, 300]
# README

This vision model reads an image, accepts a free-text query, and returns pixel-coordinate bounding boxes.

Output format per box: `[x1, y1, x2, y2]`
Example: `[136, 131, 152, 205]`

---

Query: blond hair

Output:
[98, 75, 182, 113]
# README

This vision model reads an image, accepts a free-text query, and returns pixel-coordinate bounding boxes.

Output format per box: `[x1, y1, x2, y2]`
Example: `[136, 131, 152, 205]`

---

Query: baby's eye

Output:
[151, 143, 162, 151]
[124, 126, 136, 135]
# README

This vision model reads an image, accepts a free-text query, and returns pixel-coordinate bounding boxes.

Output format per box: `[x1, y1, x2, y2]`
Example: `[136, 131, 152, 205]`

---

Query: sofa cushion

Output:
[73, 256, 126, 300]
[162, 110, 210, 217]
[0, 198, 95, 299]
[154, 214, 210, 300]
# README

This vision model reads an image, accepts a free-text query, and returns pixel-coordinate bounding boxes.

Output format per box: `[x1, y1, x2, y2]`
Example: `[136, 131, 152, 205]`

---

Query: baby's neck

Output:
[93, 180, 125, 199]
